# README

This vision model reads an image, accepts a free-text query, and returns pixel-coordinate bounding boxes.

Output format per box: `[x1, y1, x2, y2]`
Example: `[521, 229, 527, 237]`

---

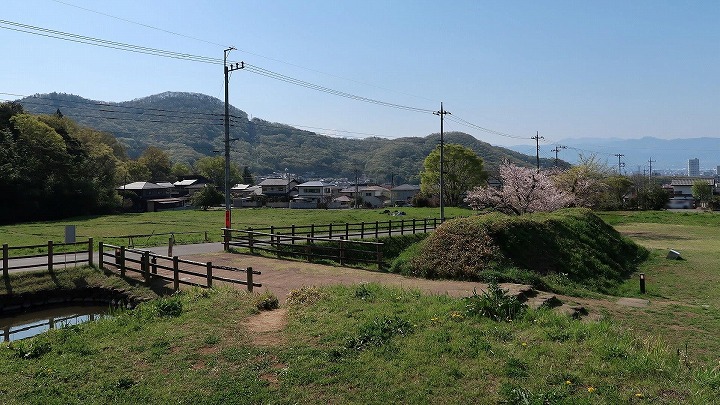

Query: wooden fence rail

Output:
[233, 217, 442, 244]
[2, 239, 94, 277]
[98, 243, 260, 292]
[223, 229, 385, 270]
[102, 231, 210, 248]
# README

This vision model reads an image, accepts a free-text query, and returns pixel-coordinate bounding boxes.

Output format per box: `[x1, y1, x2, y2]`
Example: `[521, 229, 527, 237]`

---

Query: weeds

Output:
[253, 291, 279, 311]
[464, 283, 527, 322]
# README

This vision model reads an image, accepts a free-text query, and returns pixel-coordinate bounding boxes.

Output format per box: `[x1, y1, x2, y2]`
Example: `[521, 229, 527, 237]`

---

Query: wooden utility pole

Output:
[531, 131, 544, 171]
[433, 103, 450, 222]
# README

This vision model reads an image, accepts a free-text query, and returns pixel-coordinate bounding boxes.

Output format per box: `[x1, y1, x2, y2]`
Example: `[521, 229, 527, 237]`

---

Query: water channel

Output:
[0, 305, 111, 342]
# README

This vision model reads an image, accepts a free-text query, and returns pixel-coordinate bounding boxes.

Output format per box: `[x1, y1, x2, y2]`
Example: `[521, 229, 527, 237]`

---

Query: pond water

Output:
[0, 305, 111, 342]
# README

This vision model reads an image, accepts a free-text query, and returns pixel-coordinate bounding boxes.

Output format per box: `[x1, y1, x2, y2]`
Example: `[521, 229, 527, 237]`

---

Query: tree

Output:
[465, 161, 574, 215]
[191, 185, 224, 210]
[171, 162, 192, 179]
[194, 156, 241, 186]
[242, 166, 255, 185]
[553, 154, 611, 208]
[122, 160, 151, 182]
[692, 180, 713, 207]
[420, 143, 487, 206]
[139, 146, 172, 182]
[601, 175, 634, 210]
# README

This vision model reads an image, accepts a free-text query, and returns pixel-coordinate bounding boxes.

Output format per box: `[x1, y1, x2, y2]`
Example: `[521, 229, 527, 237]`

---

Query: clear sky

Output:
[2, 0, 719, 149]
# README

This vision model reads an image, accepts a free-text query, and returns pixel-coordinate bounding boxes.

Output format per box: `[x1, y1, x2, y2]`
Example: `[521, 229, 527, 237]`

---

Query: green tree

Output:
[692, 180, 713, 207]
[194, 156, 241, 186]
[171, 162, 192, 179]
[139, 146, 172, 182]
[420, 143, 487, 206]
[242, 166, 255, 185]
[601, 175, 633, 210]
[191, 185, 224, 210]
[123, 160, 151, 183]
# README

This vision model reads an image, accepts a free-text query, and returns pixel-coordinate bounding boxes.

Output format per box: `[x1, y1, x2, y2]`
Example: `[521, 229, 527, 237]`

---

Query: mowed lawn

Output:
[598, 210, 720, 364]
[0, 207, 470, 247]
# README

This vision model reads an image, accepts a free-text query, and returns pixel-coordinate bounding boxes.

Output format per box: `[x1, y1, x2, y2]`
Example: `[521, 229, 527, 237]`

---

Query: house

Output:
[292, 181, 341, 208]
[232, 185, 263, 208]
[257, 178, 299, 207]
[116, 181, 184, 212]
[173, 176, 210, 196]
[390, 184, 421, 206]
[666, 178, 715, 209]
[339, 185, 390, 208]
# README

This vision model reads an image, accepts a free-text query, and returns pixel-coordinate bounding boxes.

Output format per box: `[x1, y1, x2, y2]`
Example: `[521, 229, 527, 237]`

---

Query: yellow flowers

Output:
[564, 380, 572, 386]
[450, 311, 463, 320]
[635, 393, 644, 399]
[521, 342, 527, 347]
[587, 386, 596, 393]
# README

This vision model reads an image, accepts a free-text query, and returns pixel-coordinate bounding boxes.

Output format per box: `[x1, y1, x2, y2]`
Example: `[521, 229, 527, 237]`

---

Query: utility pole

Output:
[354, 168, 359, 209]
[390, 172, 394, 207]
[531, 131, 544, 171]
[223, 47, 244, 229]
[551, 145, 566, 167]
[648, 158, 655, 179]
[614, 154, 625, 174]
[434, 103, 450, 222]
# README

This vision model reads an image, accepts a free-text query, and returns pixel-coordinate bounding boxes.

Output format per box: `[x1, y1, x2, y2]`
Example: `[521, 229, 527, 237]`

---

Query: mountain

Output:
[18, 92, 554, 183]
[510, 137, 720, 174]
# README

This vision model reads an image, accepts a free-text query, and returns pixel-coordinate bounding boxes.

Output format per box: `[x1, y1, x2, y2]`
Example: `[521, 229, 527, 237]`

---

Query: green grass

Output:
[1, 283, 716, 403]
[391, 208, 647, 295]
[0, 207, 470, 248]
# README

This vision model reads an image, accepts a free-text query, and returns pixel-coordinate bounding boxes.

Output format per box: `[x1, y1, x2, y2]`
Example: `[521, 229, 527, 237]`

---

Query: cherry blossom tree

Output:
[465, 161, 574, 215]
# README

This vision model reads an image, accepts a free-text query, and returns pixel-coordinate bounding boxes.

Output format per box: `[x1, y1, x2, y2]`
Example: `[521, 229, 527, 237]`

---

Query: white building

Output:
[688, 158, 700, 177]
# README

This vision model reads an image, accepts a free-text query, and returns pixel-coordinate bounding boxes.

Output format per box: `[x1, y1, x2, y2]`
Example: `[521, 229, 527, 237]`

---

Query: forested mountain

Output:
[18, 92, 555, 183]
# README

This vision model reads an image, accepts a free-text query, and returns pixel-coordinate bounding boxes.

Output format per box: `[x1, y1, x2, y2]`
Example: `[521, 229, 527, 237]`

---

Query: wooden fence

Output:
[2, 239, 94, 277]
[238, 217, 442, 241]
[103, 231, 210, 248]
[223, 229, 385, 270]
[98, 243, 261, 292]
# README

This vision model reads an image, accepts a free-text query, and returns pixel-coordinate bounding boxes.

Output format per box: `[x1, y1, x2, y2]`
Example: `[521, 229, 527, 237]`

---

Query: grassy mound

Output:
[391, 208, 648, 294]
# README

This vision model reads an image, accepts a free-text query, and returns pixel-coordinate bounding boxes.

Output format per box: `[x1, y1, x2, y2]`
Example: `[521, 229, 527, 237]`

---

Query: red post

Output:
[225, 210, 231, 229]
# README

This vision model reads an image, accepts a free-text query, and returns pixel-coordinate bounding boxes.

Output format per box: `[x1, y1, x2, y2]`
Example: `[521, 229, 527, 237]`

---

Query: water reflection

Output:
[0, 306, 110, 342]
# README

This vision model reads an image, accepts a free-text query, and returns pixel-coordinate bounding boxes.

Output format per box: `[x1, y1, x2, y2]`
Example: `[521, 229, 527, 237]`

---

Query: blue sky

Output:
[2, 0, 718, 148]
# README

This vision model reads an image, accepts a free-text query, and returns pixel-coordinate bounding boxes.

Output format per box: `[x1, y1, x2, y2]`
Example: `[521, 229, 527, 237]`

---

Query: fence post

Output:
[345, 223, 349, 239]
[376, 244, 383, 271]
[270, 226, 275, 248]
[173, 256, 179, 292]
[339, 239, 345, 266]
[375, 221, 379, 239]
[434, 218, 438, 228]
[291, 224, 296, 245]
[204, 231, 208, 242]
[168, 236, 174, 257]
[412, 218, 416, 234]
[388, 220, 392, 237]
[142, 252, 150, 285]
[3, 244, 8, 278]
[119, 246, 126, 277]
[207, 261, 213, 288]
[247, 266, 254, 293]
[306, 236, 312, 262]
[48, 241, 53, 272]
[248, 229, 254, 254]
[401, 219, 405, 235]
[361, 222, 365, 238]
[88, 238, 94, 267]
[98, 242, 104, 270]
[223, 228, 230, 251]
[151, 256, 157, 278]
[328, 223, 333, 239]
[424, 218, 428, 233]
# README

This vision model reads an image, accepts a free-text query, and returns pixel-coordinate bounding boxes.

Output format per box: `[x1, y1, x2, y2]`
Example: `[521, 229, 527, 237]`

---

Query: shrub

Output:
[10, 337, 52, 359]
[286, 286, 324, 305]
[154, 296, 183, 317]
[253, 291, 279, 311]
[464, 283, 527, 322]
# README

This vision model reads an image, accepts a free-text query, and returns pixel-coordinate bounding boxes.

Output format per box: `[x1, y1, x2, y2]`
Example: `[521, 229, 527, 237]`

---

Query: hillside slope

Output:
[18, 92, 558, 182]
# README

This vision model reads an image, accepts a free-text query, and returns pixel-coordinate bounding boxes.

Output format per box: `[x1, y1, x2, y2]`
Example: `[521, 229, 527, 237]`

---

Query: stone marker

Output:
[667, 249, 681, 260]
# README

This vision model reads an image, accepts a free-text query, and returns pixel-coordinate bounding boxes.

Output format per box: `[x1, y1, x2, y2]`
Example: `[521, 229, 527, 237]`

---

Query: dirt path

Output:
[184, 252, 524, 301]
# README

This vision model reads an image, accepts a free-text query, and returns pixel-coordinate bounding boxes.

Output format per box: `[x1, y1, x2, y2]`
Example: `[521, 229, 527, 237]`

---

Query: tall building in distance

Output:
[688, 158, 700, 177]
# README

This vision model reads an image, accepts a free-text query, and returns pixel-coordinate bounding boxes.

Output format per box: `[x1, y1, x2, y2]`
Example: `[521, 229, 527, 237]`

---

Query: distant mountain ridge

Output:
[510, 137, 720, 173]
[18, 91, 553, 183]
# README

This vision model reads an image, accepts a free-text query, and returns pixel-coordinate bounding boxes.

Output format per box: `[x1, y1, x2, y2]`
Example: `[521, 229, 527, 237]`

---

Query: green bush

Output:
[464, 283, 527, 322]
[253, 291, 279, 311]
[396, 209, 648, 293]
[153, 296, 183, 317]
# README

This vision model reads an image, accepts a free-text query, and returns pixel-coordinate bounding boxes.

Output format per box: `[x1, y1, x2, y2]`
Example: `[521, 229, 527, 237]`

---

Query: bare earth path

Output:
[183, 251, 519, 301]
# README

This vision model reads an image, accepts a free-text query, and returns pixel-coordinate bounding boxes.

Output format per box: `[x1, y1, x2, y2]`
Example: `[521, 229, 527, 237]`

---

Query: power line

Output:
[0, 19, 434, 114]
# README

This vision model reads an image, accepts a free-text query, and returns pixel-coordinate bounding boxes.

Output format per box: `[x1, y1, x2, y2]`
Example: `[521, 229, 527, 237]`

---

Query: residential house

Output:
[173, 176, 210, 197]
[258, 178, 299, 207]
[232, 184, 263, 208]
[667, 178, 715, 209]
[339, 185, 390, 208]
[390, 184, 421, 206]
[292, 181, 341, 208]
[116, 181, 184, 212]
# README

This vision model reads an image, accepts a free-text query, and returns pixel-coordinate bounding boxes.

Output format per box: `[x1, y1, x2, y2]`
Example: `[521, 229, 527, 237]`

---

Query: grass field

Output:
[0, 207, 470, 248]
[2, 209, 720, 402]
[597, 210, 720, 365]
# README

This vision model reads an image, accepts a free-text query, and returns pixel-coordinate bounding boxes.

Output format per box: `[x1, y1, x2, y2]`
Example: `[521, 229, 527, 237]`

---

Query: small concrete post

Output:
[640, 273, 646, 294]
